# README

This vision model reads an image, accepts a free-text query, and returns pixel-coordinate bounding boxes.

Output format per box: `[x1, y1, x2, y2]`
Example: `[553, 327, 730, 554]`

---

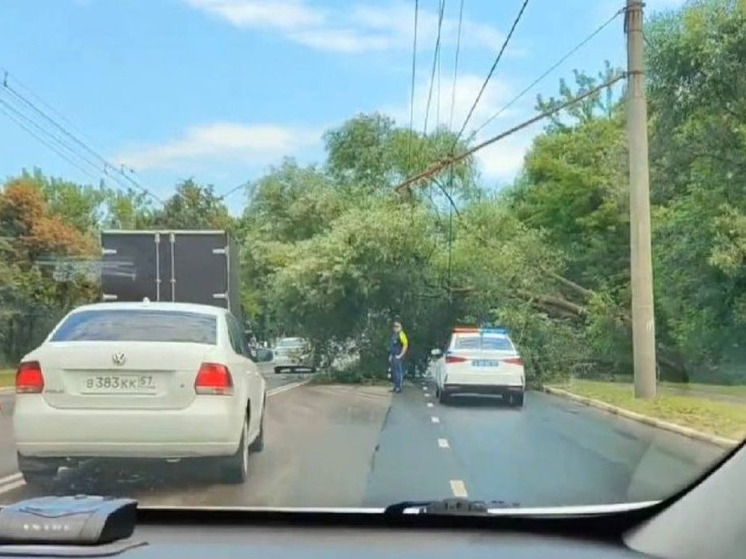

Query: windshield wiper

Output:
[384, 498, 520, 516]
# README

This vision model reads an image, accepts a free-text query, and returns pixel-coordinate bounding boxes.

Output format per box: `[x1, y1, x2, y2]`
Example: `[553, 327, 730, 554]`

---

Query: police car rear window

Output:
[454, 335, 513, 351]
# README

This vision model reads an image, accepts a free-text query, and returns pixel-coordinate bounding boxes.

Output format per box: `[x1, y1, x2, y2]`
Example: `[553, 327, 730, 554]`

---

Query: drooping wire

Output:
[448, 0, 465, 133]
[453, 0, 530, 146]
[395, 73, 626, 192]
[471, 5, 625, 138]
[423, 0, 446, 136]
[446, 0, 465, 299]
[406, 0, 420, 174]
[217, 180, 252, 201]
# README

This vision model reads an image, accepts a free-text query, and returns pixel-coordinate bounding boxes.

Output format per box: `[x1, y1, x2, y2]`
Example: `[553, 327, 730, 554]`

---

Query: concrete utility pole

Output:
[626, 0, 657, 399]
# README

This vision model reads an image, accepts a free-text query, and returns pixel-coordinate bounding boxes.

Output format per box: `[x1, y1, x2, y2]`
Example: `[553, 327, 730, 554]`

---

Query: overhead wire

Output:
[395, 72, 627, 192]
[0, 67, 165, 204]
[446, 0, 465, 297]
[423, 0, 446, 136]
[0, 99, 103, 185]
[453, 0, 530, 146]
[406, 0, 420, 173]
[470, 5, 626, 139]
[448, 0, 465, 132]
[217, 180, 252, 201]
[0, 95, 107, 181]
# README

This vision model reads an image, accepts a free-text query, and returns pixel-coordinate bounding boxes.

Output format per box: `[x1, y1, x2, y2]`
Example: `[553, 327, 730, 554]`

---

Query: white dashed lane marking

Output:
[450, 480, 468, 498]
[438, 438, 449, 449]
[426, 402, 434, 408]
[431, 416, 440, 424]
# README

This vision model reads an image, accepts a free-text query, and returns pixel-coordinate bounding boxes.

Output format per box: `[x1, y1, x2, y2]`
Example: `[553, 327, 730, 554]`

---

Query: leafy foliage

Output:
[3, 0, 746, 388]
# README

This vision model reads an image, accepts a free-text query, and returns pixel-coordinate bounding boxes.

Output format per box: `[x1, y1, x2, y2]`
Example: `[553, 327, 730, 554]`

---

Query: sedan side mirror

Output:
[431, 348, 443, 358]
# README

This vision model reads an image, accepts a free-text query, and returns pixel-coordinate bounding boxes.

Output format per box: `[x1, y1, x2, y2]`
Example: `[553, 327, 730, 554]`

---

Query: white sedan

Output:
[431, 327, 526, 407]
[12, 301, 267, 487]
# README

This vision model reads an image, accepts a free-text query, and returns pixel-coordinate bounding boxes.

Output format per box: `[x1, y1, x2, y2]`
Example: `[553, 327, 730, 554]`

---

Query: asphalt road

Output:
[0, 378, 728, 508]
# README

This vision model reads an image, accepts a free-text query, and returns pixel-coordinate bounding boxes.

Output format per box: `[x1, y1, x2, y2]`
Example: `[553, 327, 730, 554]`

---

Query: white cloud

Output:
[115, 122, 321, 171]
[184, 0, 509, 54]
[183, 0, 325, 30]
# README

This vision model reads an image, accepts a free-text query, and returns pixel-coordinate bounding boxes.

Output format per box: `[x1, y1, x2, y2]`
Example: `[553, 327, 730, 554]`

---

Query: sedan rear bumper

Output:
[13, 395, 243, 459]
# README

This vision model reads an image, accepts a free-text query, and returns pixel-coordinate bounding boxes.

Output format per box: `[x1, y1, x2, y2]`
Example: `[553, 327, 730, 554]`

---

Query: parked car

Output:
[430, 326, 525, 407]
[273, 337, 315, 373]
[13, 301, 268, 487]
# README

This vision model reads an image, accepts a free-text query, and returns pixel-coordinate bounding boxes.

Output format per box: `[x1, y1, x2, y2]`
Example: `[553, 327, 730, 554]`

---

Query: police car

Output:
[430, 327, 525, 407]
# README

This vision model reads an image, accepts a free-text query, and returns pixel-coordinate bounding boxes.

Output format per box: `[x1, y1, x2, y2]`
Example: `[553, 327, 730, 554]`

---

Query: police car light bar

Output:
[481, 327, 508, 335]
[452, 327, 479, 333]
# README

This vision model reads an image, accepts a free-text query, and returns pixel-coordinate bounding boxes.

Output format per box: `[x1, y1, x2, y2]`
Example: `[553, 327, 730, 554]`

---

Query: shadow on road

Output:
[440, 394, 522, 410]
[32, 458, 222, 498]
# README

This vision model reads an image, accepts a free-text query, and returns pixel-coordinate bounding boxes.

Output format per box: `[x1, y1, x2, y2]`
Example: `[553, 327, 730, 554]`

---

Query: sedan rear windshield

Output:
[50, 309, 217, 344]
[454, 335, 514, 351]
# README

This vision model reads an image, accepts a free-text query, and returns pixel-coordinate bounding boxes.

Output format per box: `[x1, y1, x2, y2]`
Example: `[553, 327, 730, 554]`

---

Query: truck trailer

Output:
[99, 230, 242, 321]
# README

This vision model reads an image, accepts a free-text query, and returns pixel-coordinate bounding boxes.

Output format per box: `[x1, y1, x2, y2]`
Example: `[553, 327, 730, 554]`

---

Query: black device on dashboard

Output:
[0, 496, 137, 545]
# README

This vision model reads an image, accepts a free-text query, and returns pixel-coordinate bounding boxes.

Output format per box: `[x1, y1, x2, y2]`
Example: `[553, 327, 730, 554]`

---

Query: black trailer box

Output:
[100, 230, 242, 321]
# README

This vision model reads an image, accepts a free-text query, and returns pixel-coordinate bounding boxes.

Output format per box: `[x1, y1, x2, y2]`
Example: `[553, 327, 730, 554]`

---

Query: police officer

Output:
[389, 319, 409, 393]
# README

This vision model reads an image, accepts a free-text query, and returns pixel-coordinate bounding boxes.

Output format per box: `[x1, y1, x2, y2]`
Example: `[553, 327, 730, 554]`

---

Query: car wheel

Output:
[513, 392, 525, 408]
[274, 367, 283, 374]
[250, 410, 265, 452]
[220, 416, 249, 484]
[439, 389, 449, 404]
[17, 454, 57, 489]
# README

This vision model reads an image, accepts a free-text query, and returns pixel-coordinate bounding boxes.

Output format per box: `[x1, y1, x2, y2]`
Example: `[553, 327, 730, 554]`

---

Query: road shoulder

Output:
[543, 385, 738, 449]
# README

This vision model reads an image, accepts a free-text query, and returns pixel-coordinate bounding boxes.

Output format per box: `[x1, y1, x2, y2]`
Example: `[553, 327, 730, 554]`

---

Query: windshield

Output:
[50, 309, 217, 344]
[0, 0, 741, 515]
[453, 335, 514, 352]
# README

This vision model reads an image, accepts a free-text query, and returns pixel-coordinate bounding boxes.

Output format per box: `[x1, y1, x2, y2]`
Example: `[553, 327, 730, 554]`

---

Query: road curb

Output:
[542, 386, 738, 449]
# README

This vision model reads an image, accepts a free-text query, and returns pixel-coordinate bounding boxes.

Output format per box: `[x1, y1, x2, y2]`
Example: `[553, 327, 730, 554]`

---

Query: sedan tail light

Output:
[445, 355, 468, 364]
[16, 361, 44, 394]
[503, 357, 523, 366]
[195, 363, 234, 395]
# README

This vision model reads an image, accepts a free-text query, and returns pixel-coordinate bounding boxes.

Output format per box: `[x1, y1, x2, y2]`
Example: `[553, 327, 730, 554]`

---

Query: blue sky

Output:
[0, 0, 684, 212]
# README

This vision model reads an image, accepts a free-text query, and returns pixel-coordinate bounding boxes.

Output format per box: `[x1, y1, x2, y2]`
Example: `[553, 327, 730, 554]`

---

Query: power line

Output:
[0, 66, 93, 144]
[471, 5, 625, 138]
[406, 0, 420, 171]
[448, 0, 465, 132]
[453, 0, 530, 145]
[3, 83, 110, 171]
[0, 67, 164, 204]
[0, 91, 131, 192]
[0, 99, 102, 185]
[0, 96, 111, 185]
[217, 180, 252, 201]
[423, 0, 446, 136]
[395, 72, 626, 192]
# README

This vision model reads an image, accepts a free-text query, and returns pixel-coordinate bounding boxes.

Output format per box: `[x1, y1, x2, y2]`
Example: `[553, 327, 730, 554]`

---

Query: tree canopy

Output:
[2, 0, 745, 386]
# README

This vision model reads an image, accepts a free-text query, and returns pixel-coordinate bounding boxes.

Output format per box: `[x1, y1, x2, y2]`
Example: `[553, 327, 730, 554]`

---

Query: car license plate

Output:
[81, 375, 157, 394]
[472, 359, 500, 368]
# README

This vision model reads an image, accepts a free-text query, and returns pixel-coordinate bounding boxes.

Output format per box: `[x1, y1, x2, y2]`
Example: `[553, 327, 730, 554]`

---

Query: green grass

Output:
[0, 369, 14, 388]
[550, 379, 746, 441]
[659, 381, 746, 399]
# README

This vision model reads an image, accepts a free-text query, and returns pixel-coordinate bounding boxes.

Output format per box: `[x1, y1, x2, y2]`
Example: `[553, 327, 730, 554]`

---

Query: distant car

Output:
[12, 301, 267, 487]
[431, 327, 525, 407]
[273, 337, 315, 374]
